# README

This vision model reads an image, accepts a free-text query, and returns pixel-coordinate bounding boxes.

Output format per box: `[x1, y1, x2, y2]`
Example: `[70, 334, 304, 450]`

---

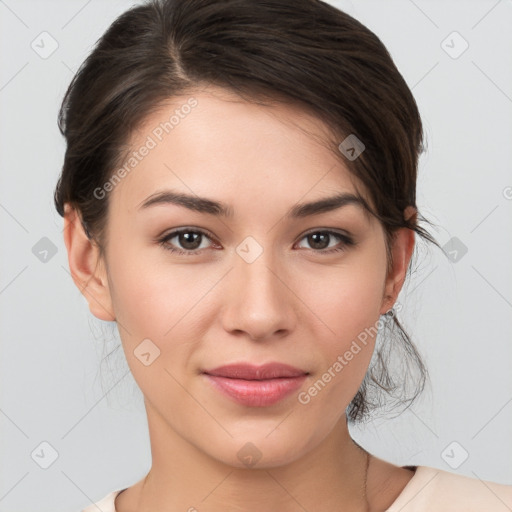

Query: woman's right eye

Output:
[157, 228, 216, 256]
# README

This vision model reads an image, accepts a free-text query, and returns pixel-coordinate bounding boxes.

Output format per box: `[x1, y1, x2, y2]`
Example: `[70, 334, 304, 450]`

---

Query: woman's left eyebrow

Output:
[137, 189, 368, 219]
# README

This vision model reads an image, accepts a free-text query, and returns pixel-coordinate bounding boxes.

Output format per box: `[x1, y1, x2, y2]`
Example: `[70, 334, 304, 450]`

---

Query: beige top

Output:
[81, 465, 512, 511]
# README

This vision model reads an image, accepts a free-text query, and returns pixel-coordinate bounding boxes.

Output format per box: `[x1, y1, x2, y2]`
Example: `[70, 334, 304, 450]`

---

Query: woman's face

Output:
[73, 86, 411, 468]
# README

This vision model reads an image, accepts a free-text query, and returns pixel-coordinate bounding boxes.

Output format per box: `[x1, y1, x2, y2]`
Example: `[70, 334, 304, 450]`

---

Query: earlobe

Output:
[63, 204, 115, 322]
[380, 206, 417, 315]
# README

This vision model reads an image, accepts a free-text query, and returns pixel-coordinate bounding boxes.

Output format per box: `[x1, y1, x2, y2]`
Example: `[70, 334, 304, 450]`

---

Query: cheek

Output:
[304, 249, 387, 342]
[106, 235, 208, 334]
[297, 286, 382, 425]
[301, 247, 387, 397]
[105, 251, 205, 397]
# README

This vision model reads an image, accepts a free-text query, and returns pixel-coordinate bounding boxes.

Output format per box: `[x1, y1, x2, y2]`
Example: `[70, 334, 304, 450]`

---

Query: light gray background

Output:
[1, 1, 511, 511]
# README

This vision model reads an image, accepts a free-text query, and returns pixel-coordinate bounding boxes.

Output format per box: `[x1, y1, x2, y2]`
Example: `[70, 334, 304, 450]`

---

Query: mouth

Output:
[202, 363, 309, 407]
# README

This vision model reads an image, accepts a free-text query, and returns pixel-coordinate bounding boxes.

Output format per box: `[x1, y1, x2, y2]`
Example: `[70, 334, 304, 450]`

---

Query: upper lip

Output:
[203, 363, 308, 380]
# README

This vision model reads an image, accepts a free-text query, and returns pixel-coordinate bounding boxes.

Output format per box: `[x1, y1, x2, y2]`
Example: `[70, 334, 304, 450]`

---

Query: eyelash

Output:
[157, 227, 355, 256]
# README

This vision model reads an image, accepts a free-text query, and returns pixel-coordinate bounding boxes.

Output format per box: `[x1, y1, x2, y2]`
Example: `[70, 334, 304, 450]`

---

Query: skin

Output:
[64, 85, 417, 511]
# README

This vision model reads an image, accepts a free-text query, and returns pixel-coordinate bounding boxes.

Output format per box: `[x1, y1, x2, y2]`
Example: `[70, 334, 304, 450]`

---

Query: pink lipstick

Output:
[203, 363, 308, 407]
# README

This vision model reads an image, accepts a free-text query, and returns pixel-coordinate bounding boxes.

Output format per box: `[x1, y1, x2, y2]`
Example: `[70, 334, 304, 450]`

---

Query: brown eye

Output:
[296, 230, 354, 254]
[158, 228, 216, 255]
[175, 231, 203, 250]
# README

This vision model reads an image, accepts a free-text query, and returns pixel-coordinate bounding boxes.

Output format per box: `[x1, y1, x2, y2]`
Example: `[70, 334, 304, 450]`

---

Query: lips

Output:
[204, 363, 308, 380]
[202, 363, 309, 407]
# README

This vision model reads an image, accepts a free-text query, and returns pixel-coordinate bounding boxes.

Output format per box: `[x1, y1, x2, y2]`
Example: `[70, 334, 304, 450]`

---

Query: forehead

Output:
[109, 85, 374, 218]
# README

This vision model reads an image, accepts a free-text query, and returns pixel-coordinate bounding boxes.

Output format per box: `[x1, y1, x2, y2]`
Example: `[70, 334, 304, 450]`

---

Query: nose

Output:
[220, 246, 297, 342]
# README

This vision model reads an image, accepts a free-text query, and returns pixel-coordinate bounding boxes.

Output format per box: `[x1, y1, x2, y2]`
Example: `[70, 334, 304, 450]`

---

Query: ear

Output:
[379, 206, 417, 315]
[62, 204, 115, 322]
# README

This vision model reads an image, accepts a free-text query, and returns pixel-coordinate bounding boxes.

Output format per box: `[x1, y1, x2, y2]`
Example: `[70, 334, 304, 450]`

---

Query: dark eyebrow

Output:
[289, 192, 368, 218]
[138, 190, 369, 218]
[138, 190, 234, 217]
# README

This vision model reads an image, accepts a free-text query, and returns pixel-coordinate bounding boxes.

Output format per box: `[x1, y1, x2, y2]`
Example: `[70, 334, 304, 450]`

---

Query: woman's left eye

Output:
[296, 230, 355, 254]
[157, 228, 354, 256]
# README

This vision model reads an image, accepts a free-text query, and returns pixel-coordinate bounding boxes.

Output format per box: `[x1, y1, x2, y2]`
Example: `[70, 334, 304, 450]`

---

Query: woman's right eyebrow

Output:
[138, 189, 233, 217]
[137, 189, 367, 219]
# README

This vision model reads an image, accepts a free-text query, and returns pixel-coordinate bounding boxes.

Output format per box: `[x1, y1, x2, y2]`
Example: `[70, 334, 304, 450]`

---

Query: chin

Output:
[204, 427, 319, 470]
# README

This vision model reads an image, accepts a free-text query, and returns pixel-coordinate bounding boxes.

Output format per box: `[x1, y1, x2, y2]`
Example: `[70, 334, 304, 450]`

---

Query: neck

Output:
[134, 401, 370, 512]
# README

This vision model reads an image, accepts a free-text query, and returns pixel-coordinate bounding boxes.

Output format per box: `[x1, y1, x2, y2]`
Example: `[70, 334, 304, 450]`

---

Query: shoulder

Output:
[81, 489, 124, 512]
[386, 465, 512, 512]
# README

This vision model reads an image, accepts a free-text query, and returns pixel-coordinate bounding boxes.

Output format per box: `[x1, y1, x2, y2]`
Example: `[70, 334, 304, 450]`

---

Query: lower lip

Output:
[204, 374, 307, 407]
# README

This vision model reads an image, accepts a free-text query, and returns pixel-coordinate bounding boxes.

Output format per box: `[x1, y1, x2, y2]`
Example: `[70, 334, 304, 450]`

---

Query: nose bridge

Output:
[236, 238, 286, 308]
[221, 237, 296, 339]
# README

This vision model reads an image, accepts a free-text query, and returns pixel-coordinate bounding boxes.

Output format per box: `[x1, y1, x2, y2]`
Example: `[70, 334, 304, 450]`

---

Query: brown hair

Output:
[54, 0, 440, 422]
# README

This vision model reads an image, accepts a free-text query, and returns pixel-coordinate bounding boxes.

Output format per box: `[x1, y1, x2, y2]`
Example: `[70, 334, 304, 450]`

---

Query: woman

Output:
[54, 0, 512, 510]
